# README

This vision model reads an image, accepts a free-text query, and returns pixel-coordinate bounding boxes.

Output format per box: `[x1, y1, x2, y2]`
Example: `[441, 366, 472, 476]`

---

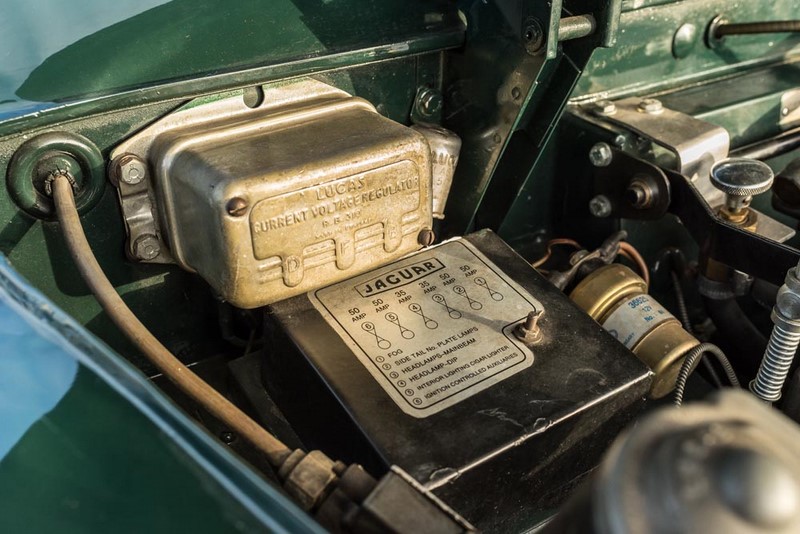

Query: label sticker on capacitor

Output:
[601, 294, 675, 350]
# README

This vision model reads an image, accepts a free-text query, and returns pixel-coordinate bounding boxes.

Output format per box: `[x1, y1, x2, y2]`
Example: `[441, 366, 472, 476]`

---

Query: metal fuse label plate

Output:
[309, 239, 541, 418]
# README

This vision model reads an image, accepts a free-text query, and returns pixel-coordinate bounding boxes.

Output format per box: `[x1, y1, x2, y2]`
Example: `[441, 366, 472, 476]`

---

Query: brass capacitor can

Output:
[570, 264, 699, 398]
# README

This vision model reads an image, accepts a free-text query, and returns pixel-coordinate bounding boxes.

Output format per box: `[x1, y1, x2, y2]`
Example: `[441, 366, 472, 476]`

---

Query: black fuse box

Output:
[262, 230, 652, 532]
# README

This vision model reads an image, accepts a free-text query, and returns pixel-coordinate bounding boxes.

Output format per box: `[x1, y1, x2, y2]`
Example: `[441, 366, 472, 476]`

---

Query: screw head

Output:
[113, 154, 147, 186]
[418, 228, 435, 247]
[589, 195, 613, 218]
[133, 234, 160, 260]
[226, 197, 249, 217]
[672, 23, 698, 59]
[242, 86, 265, 109]
[589, 142, 613, 167]
[638, 98, 664, 114]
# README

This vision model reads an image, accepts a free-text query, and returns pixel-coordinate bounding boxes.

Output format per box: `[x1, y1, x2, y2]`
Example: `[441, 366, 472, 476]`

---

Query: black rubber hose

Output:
[704, 297, 768, 377]
[751, 278, 779, 310]
[783, 367, 800, 424]
[731, 126, 800, 160]
[674, 343, 740, 407]
[715, 20, 800, 38]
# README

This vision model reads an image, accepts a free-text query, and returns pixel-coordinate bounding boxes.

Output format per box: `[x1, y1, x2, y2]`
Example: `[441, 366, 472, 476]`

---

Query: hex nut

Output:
[133, 234, 161, 260]
[638, 98, 664, 114]
[589, 142, 613, 167]
[592, 99, 617, 116]
[416, 89, 443, 117]
[514, 310, 544, 344]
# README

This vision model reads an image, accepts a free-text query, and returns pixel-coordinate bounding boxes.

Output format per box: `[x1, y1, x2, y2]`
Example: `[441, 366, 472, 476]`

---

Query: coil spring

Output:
[750, 325, 800, 402]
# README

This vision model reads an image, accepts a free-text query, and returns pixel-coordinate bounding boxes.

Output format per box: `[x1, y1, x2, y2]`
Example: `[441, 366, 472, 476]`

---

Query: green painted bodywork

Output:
[0, 255, 321, 533]
[498, 0, 800, 250]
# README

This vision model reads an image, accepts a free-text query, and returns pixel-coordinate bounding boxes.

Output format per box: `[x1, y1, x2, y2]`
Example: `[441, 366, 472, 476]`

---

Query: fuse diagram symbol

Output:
[385, 312, 415, 339]
[453, 285, 483, 310]
[361, 321, 391, 349]
[408, 302, 439, 329]
[432, 293, 462, 319]
[474, 276, 504, 301]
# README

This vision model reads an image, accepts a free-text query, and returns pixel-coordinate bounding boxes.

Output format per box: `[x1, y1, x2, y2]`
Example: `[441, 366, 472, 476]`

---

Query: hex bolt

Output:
[589, 195, 613, 218]
[417, 228, 435, 247]
[592, 99, 617, 116]
[133, 234, 161, 261]
[416, 89, 443, 117]
[589, 142, 613, 167]
[637, 98, 664, 114]
[515, 310, 544, 344]
[112, 154, 147, 186]
[751, 259, 800, 403]
[226, 197, 249, 217]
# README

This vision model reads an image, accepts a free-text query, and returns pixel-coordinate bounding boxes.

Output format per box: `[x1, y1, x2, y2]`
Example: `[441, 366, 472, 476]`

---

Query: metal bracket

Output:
[109, 80, 352, 265]
[596, 149, 794, 244]
[593, 149, 671, 220]
[577, 97, 794, 242]
[667, 166, 799, 286]
[109, 156, 174, 264]
[583, 97, 730, 205]
[780, 89, 800, 130]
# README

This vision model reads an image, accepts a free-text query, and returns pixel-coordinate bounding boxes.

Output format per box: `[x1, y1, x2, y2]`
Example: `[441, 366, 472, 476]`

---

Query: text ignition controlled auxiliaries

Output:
[262, 230, 652, 532]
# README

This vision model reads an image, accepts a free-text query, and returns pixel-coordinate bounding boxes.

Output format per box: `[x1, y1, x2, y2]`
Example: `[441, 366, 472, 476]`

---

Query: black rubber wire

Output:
[673, 343, 740, 407]
[715, 20, 800, 38]
[670, 270, 723, 388]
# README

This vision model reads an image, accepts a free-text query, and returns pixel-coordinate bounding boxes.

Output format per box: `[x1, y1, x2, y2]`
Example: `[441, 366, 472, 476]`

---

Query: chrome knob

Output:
[710, 157, 774, 214]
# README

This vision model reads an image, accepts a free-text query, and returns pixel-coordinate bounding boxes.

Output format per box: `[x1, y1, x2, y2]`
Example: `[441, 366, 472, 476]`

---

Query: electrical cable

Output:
[51, 174, 292, 468]
[670, 271, 723, 388]
[618, 241, 650, 288]
[673, 342, 740, 407]
[533, 237, 649, 289]
[532, 238, 582, 268]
